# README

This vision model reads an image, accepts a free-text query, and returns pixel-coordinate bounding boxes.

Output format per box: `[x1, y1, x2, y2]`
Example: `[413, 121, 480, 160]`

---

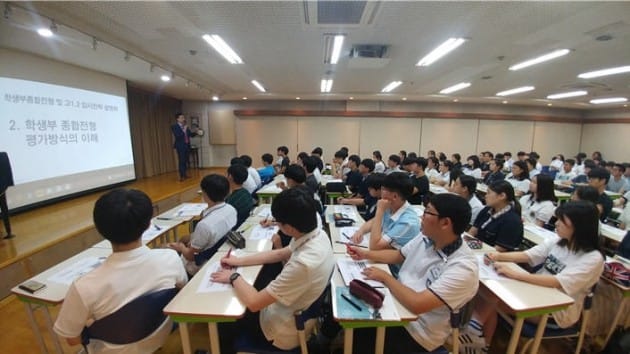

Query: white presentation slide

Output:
[0, 77, 136, 210]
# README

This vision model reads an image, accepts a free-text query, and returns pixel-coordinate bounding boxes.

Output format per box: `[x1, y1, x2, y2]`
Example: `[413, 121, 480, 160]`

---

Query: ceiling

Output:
[1, 1, 630, 110]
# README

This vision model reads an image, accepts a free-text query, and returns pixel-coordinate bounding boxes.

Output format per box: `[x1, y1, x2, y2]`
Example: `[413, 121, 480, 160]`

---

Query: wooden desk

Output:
[554, 189, 571, 203]
[328, 208, 366, 254]
[157, 202, 207, 238]
[523, 222, 559, 245]
[11, 247, 112, 354]
[256, 181, 284, 204]
[92, 217, 182, 249]
[331, 255, 417, 354]
[217, 220, 273, 253]
[163, 251, 263, 354]
[600, 224, 627, 243]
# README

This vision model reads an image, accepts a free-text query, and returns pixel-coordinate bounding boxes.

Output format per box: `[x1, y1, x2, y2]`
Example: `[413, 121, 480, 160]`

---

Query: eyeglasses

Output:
[423, 210, 441, 217]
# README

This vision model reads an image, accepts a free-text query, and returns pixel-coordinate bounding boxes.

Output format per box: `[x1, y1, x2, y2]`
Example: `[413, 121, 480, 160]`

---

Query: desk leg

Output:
[506, 317, 524, 354]
[375, 327, 385, 354]
[23, 303, 48, 354]
[179, 322, 192, 354]
[603, 296, 628, 347]
[42, 305, 64, 354]
[208, 323, 220, 354]
[530, 315, 549, 354]
[343, 328, 353, 354]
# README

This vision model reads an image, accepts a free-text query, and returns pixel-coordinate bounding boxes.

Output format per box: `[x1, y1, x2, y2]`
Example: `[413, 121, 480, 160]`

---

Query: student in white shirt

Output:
[519, 174, 557, 227]
[385, 154, 402, 174]
[373, 150, 386, 173]
[549, 154, 565, 172]
[526, 158, 540, 179]
[452, 174, 484, 224]
[431, 160, 452, 186]
[505, 160, 530, 197]
[503, 151, 514, 172]
[426, 156, 440, 180]
[463, 155, 482, 179]
[555, 158, 577, 182]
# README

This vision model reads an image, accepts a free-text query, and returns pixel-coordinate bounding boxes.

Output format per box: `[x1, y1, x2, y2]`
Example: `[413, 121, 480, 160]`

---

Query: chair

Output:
[81, 287, 178, 348]
[499, 285, 596, 354]
[411, 302, 473, 354]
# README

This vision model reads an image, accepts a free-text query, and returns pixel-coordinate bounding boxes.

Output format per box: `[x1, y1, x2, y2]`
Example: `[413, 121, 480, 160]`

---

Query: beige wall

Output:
[581, 123, 630, 163]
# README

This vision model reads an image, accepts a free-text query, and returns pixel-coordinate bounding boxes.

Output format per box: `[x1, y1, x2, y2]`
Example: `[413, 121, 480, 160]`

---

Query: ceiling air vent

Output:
[350, 44, 387, 58]
[303, 1, 381, 27]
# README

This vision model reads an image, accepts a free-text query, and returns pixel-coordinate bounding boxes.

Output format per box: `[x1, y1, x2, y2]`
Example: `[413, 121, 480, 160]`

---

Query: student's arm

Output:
[493, 264, 562, 288]
[467, 226, 478, 237]
[369, 200, 392, 249]
[485, 251, 530, 264]
[210, 269, 276, 312]
[222, 246, 292, 267]
[168, 241, 198, 261]
[351, 218, 374, 243]
[347, 245, 404, 264]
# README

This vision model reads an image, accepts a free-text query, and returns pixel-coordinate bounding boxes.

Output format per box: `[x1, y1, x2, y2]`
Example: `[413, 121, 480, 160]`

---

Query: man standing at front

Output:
[171, 113, 191, 181]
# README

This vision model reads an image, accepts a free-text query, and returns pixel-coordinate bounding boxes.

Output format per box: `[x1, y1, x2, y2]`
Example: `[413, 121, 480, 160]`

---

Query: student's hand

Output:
[168, 242, 184, 253]
[361, 266, 389, 283]
[515, 190, 524, 197]
[351, 231, 364, 244]
[338, 198, 346, 205]
[376, 199, 391, 214]
[484, 252, 500, 265]
[276, 181, 287, 190]
[346, 245, 366, 260]
[210, 268, 233, 284]
[493, 262, 520, 280]
[260, 218, 275, 227]
[220, 254, 240, 268]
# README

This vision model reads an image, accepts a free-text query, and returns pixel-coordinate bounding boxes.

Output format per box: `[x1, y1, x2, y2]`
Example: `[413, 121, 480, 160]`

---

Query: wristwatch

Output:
[229, 272, 241, 286]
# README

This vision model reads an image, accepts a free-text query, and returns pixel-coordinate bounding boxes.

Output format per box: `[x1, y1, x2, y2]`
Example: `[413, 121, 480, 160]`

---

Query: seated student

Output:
[226, 164, 254, 230]
[526, 157, 540, 179]
[469, 180, 523, 252]
[588, 167, 613, 221]
[240, 155, 262, 191]
[344, 154, 363, 194]
[212, 188, 334, 352]
[618, 191, 630, 230]
[346, 193, 478, 353]
[351, 172, 420, 251]
[257, 153, 276, 184]
[385, 154, 402, 174]
[571, 185, 600, 204]
[408, 157, 429, 206]
[401, 157, 416, 177]
[331, 149, 348, 179]
[573, 152, 588, 176]
[505, 160, 530, 197]
[463, 155, 482, 179]
[464, 201, 604, 353]
[363, 173, 386, 221]
[569, 159, 596, 185]
[338, 159, 375, 208]
[54, 189, 188, 352]
[452, 175, 484, 223]
[503, 151, 514, 172]
[549, 154, 565, 172]
[438, 151, 448, 163]
[555, 158, 577, 182]
[451, 153, 463, 171]
[480, 151, 493, 173]
[311, 147, 324, 172]
[426, 156, 440, 180]
[373, 150, 386, 173]
[447, 167, 463, 192]
[483, 158, 505, 186]
[529, 151, 543, 171]
[608, 163, 629, 194]
[519, 174, 557, 227]
[231, 157, 257, 194]
[302, 156, 320, 197]
[170, 175, 236, 275]
[399, 150, 407, 161]
[431, 160, 452, 186]
[274, 145, 290, 174]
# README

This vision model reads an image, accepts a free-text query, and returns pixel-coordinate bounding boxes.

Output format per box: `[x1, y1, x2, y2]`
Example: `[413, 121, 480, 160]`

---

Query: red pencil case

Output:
[349, 279, 384, 309]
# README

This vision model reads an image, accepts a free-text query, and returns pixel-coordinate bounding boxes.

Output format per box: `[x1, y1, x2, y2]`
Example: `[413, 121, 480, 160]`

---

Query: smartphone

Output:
[19, 280, 46, 294]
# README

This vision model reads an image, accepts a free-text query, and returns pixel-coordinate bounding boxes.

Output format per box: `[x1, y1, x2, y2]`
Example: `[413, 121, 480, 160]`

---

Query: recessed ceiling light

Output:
[547, 103, 553, 106]
[251, 80, 266, 92]
[295, 97, 301, 100]
[381, 81, 402, 93]
[37, 28, 53, 37]
[331, 35, 344, 64]
[320, 79, 333, 93]
[160, 75, 170, 82]
[453, 99, 459, 102]
[202, 34, 243, 64]
[502, 100, 508, 104]
[509, 49, 570, 71]
[212, 95, 219, 101]
[401, 97, 407, 101]
[547, 90, 588, 99]
[439, 82, 471, 94]
[242, 97, 248, 100]
[578, 66, 630, 79]
[589, 97, 627, 104]
[349, 97, 354, 100]
[496, 86, 535, 96]
[416, 38, 466, 66]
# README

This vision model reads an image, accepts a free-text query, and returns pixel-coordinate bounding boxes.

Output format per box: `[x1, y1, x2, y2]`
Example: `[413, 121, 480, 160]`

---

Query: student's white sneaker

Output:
[458, 328, 488, 354]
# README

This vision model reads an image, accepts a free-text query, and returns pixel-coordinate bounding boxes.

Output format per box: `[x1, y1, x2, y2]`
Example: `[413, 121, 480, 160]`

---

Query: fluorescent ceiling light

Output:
[381, 81, 402, 93]
[590, 97, 627, 104]
[546, 90, 587, 100]
[496, 86, 535, 96]
[202, 34, 243, 64]
[416, 38, 466, 66]
[578, 66, 630, 79]
[251, 80, 266, 92]
[324, 34, 345, 64]
[37, 28, 53, 37]
[439, 82, 471, 94]
[212, 95, 219, 101]
[160, 75, 170, 82]
[320, 79, 333, 93]
[331, 35, 344, 64]
[509, 49, 570, 71]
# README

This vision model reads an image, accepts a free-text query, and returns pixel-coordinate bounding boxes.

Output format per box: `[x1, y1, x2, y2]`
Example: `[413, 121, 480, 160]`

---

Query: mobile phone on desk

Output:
[19, 280, 46, 294]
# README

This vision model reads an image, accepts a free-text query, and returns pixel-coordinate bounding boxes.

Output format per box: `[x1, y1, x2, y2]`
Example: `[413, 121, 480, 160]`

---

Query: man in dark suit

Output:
[171, 113, 191, 181]
[0, 152, 15, 239]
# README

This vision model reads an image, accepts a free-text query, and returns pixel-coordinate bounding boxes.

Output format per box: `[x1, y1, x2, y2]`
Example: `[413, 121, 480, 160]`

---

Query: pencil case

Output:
[349, 279, 384, 309]
[226, 230, 246, 249]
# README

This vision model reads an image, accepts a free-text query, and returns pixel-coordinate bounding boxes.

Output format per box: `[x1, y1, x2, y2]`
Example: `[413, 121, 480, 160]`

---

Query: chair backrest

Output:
[294, 282, 331, 354]
[194, 235, 228, 266]
[81, 287, 178, 346]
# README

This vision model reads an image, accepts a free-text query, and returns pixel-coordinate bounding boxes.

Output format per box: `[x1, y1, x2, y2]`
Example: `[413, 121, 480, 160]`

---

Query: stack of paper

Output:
[336, 258, 384, 287]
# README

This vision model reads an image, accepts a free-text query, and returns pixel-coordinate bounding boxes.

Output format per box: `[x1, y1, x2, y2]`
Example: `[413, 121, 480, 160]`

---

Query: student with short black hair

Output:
[399, 150, 407, 161]
[310, 147, 324, 180]
[277, 164, 306, 189]
[231, 157, 257, 194]
[483, 158, 505, 185]
[170, 174, 237, 275]
[345, 154, 363, 193]
[55, 189, 188, 352]
[227, 164, 254, 229]
[463, 155, 482, 179]
[503, 151, 514, 171]
[608, 163, 629, 194]
[469, 180, 523, 251]
[526, 157, 540, 179]
[332, 150, 348, 179]
[240, 154, 261, 190]
[363, 173, 386, 221]
[385, 154, 402, 174]
[588, 167, 613, 221]
[258, 153, 276, 184]
[346, 193, 478, 353]
[556, 158, 577, 182]
[373, 150, 386, 173]
[519, 174, 557, 227]
[408, 157, 429, 205]
[275, 146, 290, 174]
[573, 152, 588, 176]
[431, 160, 452, 187]
[212, 188, 334, 352]
[452, 175, 484, 223]
[571, 185, 600, 205]
[426, 156, 440, 180]
[451, 153, 462, 170]
[338, 158, 375, 208]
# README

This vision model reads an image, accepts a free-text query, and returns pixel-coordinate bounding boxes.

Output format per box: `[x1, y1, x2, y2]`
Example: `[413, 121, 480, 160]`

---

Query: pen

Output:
[153, 223, 162, 231]
[341, 293, 362, 311]
[156, 217, 172, 220]
[335, 241, 368, 248]
[342, 232, 351, 240]
[222, 248, 233, 269]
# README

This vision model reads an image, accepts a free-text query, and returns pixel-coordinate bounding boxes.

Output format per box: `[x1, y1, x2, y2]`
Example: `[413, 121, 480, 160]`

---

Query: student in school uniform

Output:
[408, 157, 430, 206]
[451, 153, 463, 171]
[302, 156, 320, 198]
[240, 155, 262, 191]
[468, 180, 524, 252]
[170, 174, 237, 275]
[426, 156, 440, 181]
[607, 163, 629, 194]
[361, 173, 386, 221]
[431, 160, 452, 187]
[226, 164, 254, 230]
[373, 150, 386, 173]
[212, 188, 334, 352]
[503, 151, 514, 172]
[573, 152, 587, 176]
[399, 150, 407, 162]
[346, 193, 478, 354]
[385, 154, 402, 174]
[257, 153, 276, 185]
[505, 160, 530, 197]
[311, 147, 324, 171]
[549, 154, 565, 172]
[54, 189, 188, 353]
[344, 155, 363, 194]
[463, 155, 482, 179]
[526, 158, 540, 179]
[275, 146, 290, 174]
[463, 201, 604, 353]
[331, 150, 349, 179]
[452, 175, 484, 223]
[588, 167, 613, 221]
[555, 158, 577, 182]
[529, 151, 543, 171]
[231, 157, 257, 194]
[480, 151, 493, 173]
[338, 159, 375, 209]
[519, 174, 557, 227]
[483, 158, 505, 186]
